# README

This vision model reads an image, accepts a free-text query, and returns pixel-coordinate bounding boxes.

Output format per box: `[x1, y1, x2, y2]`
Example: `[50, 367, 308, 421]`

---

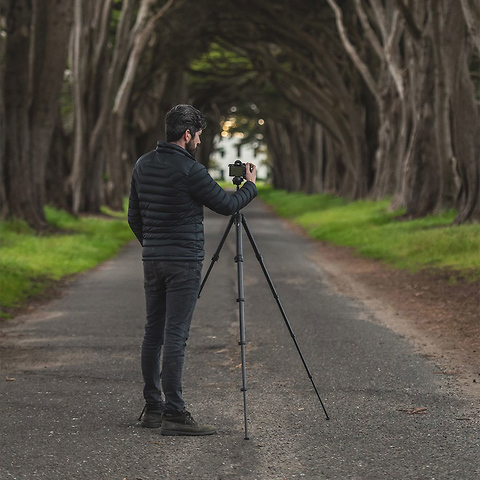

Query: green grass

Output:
[2, 188, 479, 318]
[0, 206, 134, 318]
[258, 186, 480, 278]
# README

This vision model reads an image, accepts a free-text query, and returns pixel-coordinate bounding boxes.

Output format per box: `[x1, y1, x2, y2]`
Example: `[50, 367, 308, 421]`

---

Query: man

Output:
[128, 104, 257, 436]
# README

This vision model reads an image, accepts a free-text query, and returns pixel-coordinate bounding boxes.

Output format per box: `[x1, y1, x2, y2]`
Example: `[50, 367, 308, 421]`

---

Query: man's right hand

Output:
[245, 163, 257, 183]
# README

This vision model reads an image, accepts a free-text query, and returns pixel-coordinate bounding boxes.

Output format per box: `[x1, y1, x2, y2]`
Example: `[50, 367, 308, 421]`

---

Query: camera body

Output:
[228, 159, 247, 178]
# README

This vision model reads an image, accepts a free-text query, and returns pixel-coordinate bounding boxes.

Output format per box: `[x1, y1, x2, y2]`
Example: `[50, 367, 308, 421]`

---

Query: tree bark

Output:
[398, 0, 479, 220]
[431, 0, 458, 212]
[448, 5, 480, 222]
[401, 9, 440, 217]
[69, 0, 113, 214]
[0, 7, 6, 218]
[460, 0, 480, 52]
[2, 0, 46, 228]
[31, 0, 73, 208]
[303, 121, 324, 194]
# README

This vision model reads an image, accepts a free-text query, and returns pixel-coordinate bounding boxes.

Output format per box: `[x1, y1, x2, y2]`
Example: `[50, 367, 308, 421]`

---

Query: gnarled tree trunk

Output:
[31, 0, 73, 209]
[2, 0, 46, 228]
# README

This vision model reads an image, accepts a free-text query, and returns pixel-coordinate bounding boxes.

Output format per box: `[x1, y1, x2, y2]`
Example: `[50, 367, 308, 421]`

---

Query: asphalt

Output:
[1, 199, 479, 480]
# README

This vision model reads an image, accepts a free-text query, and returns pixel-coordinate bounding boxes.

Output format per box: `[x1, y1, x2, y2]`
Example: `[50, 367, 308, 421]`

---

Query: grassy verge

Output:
[0, 206, 134, 318]
[258, 186, 480, 279]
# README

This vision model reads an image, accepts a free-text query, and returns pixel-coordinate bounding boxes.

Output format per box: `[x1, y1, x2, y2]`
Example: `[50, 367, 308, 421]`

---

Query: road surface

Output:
[1, 200, 479, 479]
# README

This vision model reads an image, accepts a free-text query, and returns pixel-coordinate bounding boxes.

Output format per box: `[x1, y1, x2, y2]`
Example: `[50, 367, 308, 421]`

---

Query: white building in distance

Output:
[208, 134, 269, 182]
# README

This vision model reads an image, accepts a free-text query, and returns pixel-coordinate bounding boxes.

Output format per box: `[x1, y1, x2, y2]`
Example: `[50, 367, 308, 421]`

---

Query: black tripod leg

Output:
[235, 213, 250, 439]
[242, 216, 330, 420]
[198, 211, 250, 438]
[198, 214, 235, 298]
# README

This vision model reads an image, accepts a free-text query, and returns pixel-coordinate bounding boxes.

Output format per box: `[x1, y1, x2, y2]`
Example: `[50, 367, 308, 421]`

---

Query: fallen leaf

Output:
[398, 407, 427, 415]
[411, 407, 427, 414]
[5, 376, 16, 382]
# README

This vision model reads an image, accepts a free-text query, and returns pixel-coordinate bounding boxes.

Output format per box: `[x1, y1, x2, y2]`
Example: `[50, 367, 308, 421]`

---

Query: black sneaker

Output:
[161, 410, 216, 436]
[139, 405, 164, 428]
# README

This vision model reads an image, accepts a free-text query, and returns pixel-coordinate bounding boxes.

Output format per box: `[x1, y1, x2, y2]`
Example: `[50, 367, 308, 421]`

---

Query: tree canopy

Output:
[1, 0, 479, 228]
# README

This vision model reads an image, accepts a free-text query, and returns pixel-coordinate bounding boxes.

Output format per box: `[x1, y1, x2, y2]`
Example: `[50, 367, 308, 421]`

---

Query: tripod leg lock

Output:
[238, 341, 247, 346]
[234, 254, 244, 263]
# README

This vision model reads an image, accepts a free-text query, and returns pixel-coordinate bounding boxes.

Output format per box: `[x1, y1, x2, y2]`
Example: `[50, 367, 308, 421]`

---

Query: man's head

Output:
[165, 104, 207, 156]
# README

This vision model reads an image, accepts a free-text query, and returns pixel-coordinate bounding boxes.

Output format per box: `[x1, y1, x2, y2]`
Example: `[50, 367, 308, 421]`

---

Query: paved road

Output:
[1, 200, 479, 479]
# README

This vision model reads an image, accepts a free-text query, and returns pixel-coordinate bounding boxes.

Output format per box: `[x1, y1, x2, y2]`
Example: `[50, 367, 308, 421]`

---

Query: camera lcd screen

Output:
[229, 165, 245, 177]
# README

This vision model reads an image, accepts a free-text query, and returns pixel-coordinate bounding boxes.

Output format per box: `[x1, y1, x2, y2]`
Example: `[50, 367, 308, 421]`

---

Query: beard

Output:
[186, 138, 198, 156]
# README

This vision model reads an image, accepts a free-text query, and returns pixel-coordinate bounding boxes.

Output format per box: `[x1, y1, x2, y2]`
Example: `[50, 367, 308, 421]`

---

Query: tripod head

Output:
[232, 175, 244, 187]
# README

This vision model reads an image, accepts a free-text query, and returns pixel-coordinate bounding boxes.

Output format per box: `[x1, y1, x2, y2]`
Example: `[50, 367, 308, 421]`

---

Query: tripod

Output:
[198, 179, 329, 439]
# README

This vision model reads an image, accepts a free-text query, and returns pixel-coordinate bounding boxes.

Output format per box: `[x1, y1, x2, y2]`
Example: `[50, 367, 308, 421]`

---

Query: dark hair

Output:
[165, 104, 207, 142]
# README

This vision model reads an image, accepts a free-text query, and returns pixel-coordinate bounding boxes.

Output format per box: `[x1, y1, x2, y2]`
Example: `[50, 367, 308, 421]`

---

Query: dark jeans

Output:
[141, 260, 202, 412]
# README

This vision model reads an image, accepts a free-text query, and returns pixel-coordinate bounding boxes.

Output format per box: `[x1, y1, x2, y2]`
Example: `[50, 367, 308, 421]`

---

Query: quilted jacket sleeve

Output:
[127, 173, 143, 245]
[188, 162, 257, 215]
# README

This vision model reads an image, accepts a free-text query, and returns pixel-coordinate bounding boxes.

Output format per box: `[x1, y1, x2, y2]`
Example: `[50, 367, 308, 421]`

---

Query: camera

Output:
[228, 160, 247, 178]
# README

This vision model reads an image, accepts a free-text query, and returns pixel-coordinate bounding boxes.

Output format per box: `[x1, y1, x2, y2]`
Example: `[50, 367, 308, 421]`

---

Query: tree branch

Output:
[325, 0, 381, 106]
[354, 0, 384, 60]
[460, 0, 480, 52]
[113, 0, 175, 116]
[369, 0, 388, 43]
[394, 0, 422, 40]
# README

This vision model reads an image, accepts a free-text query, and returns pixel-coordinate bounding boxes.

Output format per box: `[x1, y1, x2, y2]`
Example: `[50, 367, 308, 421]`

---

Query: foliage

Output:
[0, 207, 134, 318]
[258, 186, 480, 277]
[189, 42, 267, 147]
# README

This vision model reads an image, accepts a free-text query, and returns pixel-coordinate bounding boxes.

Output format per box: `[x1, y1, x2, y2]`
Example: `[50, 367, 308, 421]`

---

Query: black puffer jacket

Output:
[128, 142, 257, 261]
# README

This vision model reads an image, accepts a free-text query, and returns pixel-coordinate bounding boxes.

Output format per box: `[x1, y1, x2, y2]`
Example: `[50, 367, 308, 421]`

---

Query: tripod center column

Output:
[234, 211, 250, 440]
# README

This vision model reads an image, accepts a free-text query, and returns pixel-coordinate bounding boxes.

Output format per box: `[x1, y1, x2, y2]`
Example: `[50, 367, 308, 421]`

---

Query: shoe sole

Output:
[141, 421, 162, 428]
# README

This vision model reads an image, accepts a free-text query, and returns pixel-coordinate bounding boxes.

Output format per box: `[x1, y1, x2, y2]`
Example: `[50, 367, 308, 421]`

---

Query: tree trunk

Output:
[398, 0, 479, 221]
[69, 0, 113, 214]
[2, 0, 46, 229]
[323, 136, 345, 194]
[46, 115, 71, 211]
[431, 0, 458, 212]
[0, 11, 6, 219]
[450, 27, 480, 223]
[31, 0, 73, 207]
[303, 121, 324, 194]
[265, 120, 293, 190]
[460, 0, 480, 52]
[69, 0, 90, 213]
[103, 114, 126, 211]
[401, 28, 440, 217]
